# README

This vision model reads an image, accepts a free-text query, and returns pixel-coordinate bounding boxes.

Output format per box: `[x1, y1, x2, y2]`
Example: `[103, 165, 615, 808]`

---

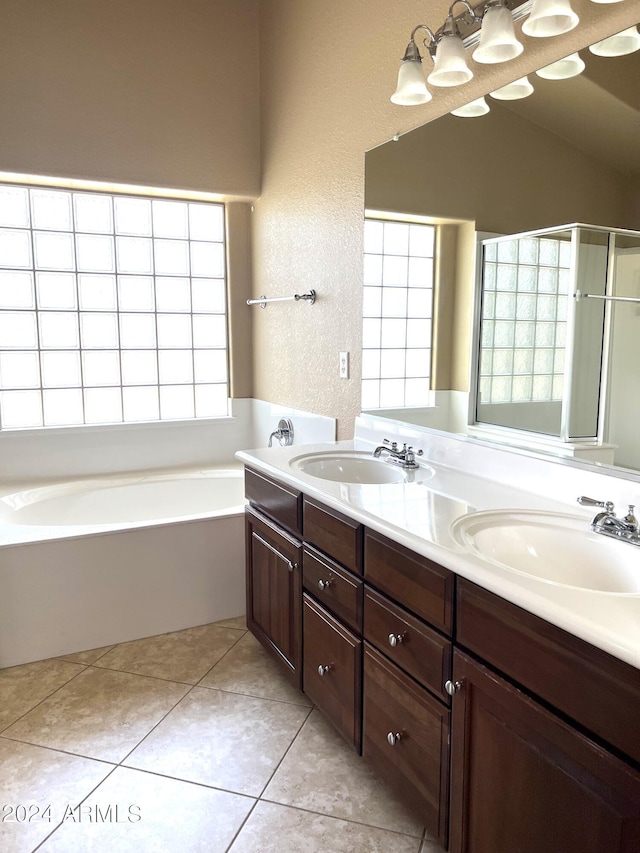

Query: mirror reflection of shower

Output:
[474, 224, 640, 470]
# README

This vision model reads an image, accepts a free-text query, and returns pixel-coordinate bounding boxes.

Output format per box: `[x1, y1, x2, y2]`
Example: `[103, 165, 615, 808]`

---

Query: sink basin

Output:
[289, 451, 433, 485]
[450, 510, 640, 594]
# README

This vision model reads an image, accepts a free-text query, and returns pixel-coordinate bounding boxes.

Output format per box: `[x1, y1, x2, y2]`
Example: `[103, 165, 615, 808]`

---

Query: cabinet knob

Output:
[444, 679, 464, 696]
[318, 578, 333, 590]
[388, 632, 405, 648]
[317, 664, 332, 676]
[387, 731, 402, 746]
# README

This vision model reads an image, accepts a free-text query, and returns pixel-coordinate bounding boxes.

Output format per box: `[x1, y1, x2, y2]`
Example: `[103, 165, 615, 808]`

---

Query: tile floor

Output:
[0, 617, 446, 853]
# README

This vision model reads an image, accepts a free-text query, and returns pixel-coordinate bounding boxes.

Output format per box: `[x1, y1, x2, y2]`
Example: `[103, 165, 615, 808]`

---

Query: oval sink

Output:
[289, 451, 433, 485]
[450, 510, 640, 594]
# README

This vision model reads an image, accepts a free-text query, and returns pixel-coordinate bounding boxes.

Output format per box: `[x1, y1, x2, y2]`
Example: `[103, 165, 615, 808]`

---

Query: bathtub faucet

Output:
[268, 418, 294, 447]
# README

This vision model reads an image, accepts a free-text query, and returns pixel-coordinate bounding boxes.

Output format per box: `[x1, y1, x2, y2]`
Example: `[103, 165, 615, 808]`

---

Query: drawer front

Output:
[245, 467, 302, 537]
[303, 594, 362, 750]
[364, 530, 454, 636]
[457, 579, 640, 766]
[303, 499, 363, 574]
[303, 545, 363, 633]
[363, 643, 450, 847]
[364, 586, 451, 703]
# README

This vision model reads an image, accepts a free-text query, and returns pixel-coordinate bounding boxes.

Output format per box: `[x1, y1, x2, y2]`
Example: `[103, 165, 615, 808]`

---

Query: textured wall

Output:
[255, 0, 640, 437]
[0, 0, 260, 196]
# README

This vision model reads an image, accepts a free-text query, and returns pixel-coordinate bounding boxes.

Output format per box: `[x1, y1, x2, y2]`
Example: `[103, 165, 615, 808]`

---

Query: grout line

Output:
[193, 629, 248, 686]
[0, 663, 90, 737]
[253, 704, 315, 799]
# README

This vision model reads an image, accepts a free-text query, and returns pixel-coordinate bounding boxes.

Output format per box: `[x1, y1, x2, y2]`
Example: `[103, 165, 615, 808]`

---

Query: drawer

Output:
[245, 467, 302, 537]
[364, 530, 454, 636]
[363, 643, 450, 847]
[364, 586, 451, 703]
[303, 545, 363, 633]
[303, 594, 362, 750]
[457, 579, 640, 765]
[303, 499, 363, 574]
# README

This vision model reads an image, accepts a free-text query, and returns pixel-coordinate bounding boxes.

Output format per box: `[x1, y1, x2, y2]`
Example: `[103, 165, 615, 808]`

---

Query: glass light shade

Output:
[451, 97, 490, 117]
[428, 34, 473, 87]
[589, 0, 624, 3]
[490, 76, 534, 100]
[473, 4, 523, 64]
[391, 59, 432, 105]
[536, 52, 584, 79]
[589, 27, 640, 57]
[521, 0, 579, 38]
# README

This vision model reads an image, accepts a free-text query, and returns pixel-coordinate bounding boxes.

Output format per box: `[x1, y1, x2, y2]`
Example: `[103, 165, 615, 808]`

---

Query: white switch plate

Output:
[339, 351, 349, 379]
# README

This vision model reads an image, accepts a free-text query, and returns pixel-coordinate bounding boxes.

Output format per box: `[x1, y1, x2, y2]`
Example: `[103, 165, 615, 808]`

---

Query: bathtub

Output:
[0, 467, 247, 668]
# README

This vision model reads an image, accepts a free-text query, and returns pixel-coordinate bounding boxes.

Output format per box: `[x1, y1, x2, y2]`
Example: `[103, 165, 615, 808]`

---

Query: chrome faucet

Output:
[268, 418, 294, 448]
[373, 439, 423, 469]
[577, 496, 640, 545]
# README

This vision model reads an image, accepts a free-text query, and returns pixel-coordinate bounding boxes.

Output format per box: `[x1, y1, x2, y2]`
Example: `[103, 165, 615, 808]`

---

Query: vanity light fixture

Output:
[451, 96, 491, 115]
[392, 0, 581, 105]
[489, 75, 534, 99]
[473, 0, 523, 64]
[536, 51, 585, 79]
[521, 0, 579, 37]
[428, 14, 475, 86]
[589, 26, 640, 57]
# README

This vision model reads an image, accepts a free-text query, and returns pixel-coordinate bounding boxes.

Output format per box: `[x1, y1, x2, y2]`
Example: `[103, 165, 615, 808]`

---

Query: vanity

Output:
[237, 421, 640, 853]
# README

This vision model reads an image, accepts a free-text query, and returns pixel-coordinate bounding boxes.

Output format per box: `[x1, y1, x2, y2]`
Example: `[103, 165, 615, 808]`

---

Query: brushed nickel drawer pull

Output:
[445, 679, 464, 696]
[318, 664, 332, 676]
[388, 632, 406, 648]
[387, 731, 402, 746]
[318, 578, 333, 590]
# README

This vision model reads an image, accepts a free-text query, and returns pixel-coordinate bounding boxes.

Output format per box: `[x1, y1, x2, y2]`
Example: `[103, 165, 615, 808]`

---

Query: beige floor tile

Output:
[199, 631, 312, 706]
[93, 623, 244, 684]
[215, 615, 247, 630]
[228, 801, 422, 853]
[38, 766, 255, 853]
[263, 709, 423, 837]
[3, 667, 189, 763]
[0, 737, 113, 853]
[125, 686, 310, 796]
[56, 645, 115, 665]
[421, 837, 447, 853]
[0, 659, 86, 732]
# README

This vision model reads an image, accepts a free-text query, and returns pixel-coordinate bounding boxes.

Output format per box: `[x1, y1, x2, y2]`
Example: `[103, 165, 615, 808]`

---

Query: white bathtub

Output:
[0, 467, 247, 668]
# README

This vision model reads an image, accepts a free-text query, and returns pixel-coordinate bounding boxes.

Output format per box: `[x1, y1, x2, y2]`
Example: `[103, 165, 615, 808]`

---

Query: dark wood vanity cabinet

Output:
[301, 498, 364, 750]
[362, 530, 454, 848]
[303, 593, 362, 749]
[449, 649, 640, 853]
[450, 579, 640, 853]
[245, 468, 303, 688]
[244, 466, 640, 852]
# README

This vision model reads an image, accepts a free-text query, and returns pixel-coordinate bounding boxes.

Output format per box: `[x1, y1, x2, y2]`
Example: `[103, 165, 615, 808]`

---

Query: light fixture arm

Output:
[448, 0, 484, 27]
[404, 24, 437, 60]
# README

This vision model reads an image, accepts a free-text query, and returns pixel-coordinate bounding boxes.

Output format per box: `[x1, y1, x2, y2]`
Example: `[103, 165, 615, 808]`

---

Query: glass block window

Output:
[362, 217, 434, 409]
[0, 184, 228, 429]
[478, 235, 570, 405]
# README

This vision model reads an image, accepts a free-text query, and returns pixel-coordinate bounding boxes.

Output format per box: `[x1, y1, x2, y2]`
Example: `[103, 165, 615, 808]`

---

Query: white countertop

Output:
[237, 435, 640, 671]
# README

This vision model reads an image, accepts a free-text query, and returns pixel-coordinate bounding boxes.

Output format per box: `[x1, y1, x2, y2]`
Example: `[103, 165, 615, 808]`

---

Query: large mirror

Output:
[364, 25, 640, 473]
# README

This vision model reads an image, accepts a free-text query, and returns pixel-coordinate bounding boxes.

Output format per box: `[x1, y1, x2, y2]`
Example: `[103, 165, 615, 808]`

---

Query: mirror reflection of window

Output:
[362, 215, 434, 411]
[477, 230, 572, 437]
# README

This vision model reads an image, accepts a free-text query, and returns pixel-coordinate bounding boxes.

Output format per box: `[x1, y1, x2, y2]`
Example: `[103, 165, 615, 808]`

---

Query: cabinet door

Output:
[449, 650, 640, 853]
[363, 644, 450, 848]
[245, 507, 302, 689]
[303, 594, 362, 750]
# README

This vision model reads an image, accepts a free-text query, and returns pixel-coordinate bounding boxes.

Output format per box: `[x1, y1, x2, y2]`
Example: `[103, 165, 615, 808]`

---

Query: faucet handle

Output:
[624, 505, 638, 530]
[577, 496, 615, 514]
[383, 438, 398, 450]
